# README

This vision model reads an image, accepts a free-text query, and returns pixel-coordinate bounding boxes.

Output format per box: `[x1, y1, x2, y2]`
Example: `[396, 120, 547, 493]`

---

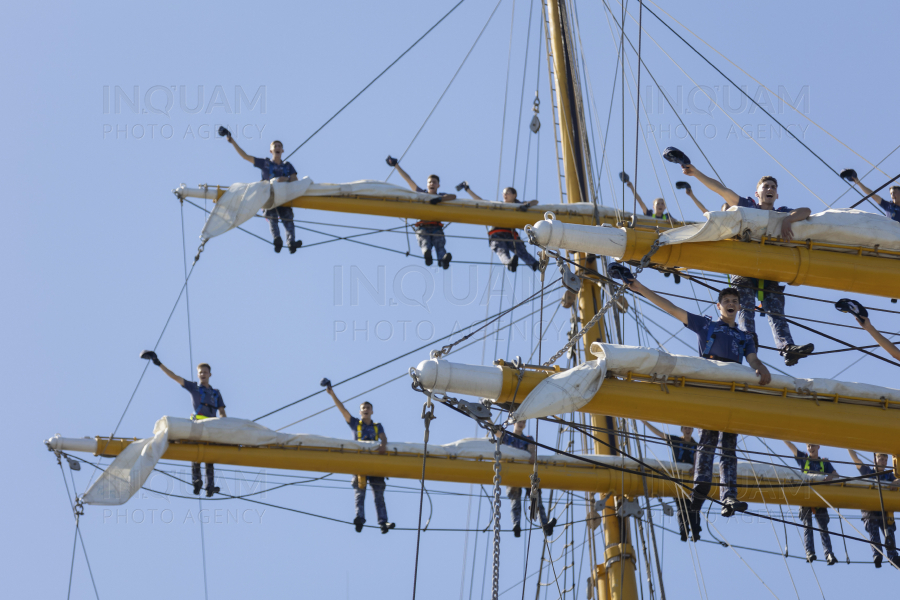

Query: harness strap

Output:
[488, 228, 519, 239]
[803, 459, 825, 474]
[414, 221, 443, 228]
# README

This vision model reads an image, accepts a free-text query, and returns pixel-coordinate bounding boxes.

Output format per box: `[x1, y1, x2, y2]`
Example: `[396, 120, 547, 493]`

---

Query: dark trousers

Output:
[675, 496, 702, 539]
[692, 430, 738, 505]
[799, 507, 833, 557]
[353, 476, 388, 525]
[863, 515, 898, 560]
[733, 278, 794, 350]
[191, 462, 215, 488]
[506, 486, 549, 527]
[489, 231, 537, 266]
[263, 206, 295, 244]
[415, 226, 446, 259]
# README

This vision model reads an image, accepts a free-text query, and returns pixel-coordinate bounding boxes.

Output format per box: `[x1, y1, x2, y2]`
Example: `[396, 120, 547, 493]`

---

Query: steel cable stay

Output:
[643, 0, 893, 183]
[281, 0, 468, 162]
[252, 280, 564, 422]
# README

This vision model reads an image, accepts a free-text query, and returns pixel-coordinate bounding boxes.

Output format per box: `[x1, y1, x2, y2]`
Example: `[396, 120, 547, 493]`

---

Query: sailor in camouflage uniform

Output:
[611, 265, 771, 518]
[680, 164, 814, 366]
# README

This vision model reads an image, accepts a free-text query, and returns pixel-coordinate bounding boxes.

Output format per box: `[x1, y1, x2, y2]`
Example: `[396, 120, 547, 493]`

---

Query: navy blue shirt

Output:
[665, 434, 697, 466]
[182, 381, 225, 418]
[501, 432, 533, 452]
[879, 199, 900, 223]
[794, 450, 835, 475]
[737, 196, 793, 213]
[348, 416, 384, 442]
[253, 157, 297, 181]
[685, 312, 756, 364]
[857, 463, 896, 483]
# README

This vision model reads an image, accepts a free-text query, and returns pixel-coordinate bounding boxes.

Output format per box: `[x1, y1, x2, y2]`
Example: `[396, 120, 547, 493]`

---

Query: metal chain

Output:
[542, 239, 660, 367]
[491, 435, 503, 600]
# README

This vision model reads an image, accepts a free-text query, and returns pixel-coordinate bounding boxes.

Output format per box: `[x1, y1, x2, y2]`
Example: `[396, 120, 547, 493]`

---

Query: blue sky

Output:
[4, 0, 900, 597]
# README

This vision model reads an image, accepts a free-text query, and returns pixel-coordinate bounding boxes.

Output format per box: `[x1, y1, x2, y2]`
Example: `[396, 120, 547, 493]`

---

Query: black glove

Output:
[217, 126, 231, 139]
[140, 350, 161, 366]
[319, 377, 332, 388]
[386, 156, 399, 167]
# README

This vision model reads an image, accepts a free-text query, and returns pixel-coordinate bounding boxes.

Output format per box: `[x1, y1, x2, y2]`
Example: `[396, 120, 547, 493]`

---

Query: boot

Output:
[508, 255, 518, 272]
[689, 483, 711, 512]
[354, 517, 365, 533]
[192, 481, 203, 496]
[781, 343, 814, 367]
[289, 239, 302, 254]
[720, 498, 748, 518]
[424, 250, 433, 266]
[380, 522, 395, 534]
[875, 554, 883, 568]
[513, 523, 521, 538]
[806, 552, 817, 563]
[542, 517, 557, 537]
[273, 237, 283, 253]
[826, 553, 838, 566]
[206, 485, 220, 498]
[441, 253, 452, 270]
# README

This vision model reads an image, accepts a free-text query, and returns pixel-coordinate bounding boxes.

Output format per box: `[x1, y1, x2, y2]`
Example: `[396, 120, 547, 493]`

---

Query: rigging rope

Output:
[282, 0, 467, 162]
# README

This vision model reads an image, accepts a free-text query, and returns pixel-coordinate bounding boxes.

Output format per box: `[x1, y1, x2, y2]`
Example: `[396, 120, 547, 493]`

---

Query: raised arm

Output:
[641, 421, 666, 439]
[745, 353, 772, 386]
[682, 164, 740, 207]
[849, 174, 884, 204]
[394, 163, 419, 192]
[626, 279, 689, 325]
[626, 181, 648, 214]
[158, 363, 185, 386]
[463, 183, 484, 201]
[860, 316, 900, 361]
[782, 440, 799, 457]
[226, 135, 255, 164]
[847, 449, 863, 468]
[326, 384, 353, 423]
[685, 187, 710, 214]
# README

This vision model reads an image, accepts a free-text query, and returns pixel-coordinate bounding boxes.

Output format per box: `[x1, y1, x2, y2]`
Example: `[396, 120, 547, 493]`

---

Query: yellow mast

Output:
[544, 0, 636, 597]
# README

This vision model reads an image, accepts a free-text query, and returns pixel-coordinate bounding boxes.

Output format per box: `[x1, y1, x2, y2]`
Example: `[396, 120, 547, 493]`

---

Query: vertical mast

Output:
[545, 1, 638, 599]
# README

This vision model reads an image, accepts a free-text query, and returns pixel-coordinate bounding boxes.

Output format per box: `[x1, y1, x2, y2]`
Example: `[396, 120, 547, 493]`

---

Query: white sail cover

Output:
[659, 206, 900, 251]
[191, 178, 678, 243]
[512, 343, 900, 421]
[81, 417, 531, 505]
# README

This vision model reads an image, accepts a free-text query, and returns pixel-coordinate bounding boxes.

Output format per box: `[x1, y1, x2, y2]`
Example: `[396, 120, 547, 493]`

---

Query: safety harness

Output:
[702, 321, 747, 364]
[802, 459, 826, 474]
[488, 228, 519, 239]
[356, 420, 380, 442]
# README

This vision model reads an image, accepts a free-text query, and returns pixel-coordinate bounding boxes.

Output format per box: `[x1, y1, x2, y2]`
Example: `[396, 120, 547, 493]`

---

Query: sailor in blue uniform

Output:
[226, 134, 302, 254]
[389, 157, 457, 269]
[501, 420, 556, 537]
[679, 163, 814, 366]
[843, 170, 900, 223]
[612, 266, 771, 517]
[848, 450, 900, 568]
[142, 352, 227, 497]
[783, 441, 839, 564]
[325, 380, 395, 534]
[461, 183, 539, 272]
[642, 421, 702, 542]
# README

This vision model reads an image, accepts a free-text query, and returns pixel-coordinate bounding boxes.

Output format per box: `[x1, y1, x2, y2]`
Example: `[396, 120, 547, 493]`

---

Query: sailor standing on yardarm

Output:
[225, 132, 302, 254]
[140, 350, 226, 497]
[324, 378, 396, 534]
